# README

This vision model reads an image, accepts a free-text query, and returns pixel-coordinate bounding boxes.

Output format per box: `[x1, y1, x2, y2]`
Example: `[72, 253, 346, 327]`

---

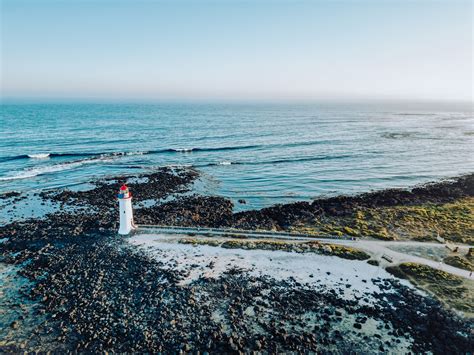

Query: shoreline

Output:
[0, 170, 473, 352]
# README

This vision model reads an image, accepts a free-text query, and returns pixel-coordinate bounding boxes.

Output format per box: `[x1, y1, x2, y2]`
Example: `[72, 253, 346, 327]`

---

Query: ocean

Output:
[1, 101, 473, 211]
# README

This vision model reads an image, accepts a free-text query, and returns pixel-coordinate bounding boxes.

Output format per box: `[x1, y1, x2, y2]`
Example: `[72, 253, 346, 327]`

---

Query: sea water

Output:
[1, 101, 473, 211]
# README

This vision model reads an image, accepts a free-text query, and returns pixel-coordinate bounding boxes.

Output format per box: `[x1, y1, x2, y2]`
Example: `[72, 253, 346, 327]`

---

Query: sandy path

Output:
[133, 230, 473, 279]
[128, 233, 413, 305]
[341, 240, 472, 279]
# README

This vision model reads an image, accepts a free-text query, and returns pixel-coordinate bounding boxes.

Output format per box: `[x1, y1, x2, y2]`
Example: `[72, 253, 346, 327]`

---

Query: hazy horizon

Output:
[1, 0, 473, 103]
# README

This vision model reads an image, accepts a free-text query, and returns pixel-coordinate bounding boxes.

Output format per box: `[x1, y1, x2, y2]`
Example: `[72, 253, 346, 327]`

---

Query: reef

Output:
[6, 170, 472, 245]
[1, 170, 473, 352]
[231, 174, 474, 243]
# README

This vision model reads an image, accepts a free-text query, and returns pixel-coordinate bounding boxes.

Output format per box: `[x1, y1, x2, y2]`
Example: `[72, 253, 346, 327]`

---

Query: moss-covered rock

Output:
[342, 226, 359, 236]
[179, 237, 221, 246]
[320, 244, 370, 260]
[443, 255, 474, 272]
[386, 262, 473, 313]
[393, 263, 463, 286]
[297, 197, 473, 243]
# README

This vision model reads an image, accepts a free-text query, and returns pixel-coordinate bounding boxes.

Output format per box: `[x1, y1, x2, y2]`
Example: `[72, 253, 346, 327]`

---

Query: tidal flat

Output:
[0, 168, 473, 352]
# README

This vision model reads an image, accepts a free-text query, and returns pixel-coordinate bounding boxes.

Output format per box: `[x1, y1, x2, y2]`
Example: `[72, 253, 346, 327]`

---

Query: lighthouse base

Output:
[118, 225, 136, 235]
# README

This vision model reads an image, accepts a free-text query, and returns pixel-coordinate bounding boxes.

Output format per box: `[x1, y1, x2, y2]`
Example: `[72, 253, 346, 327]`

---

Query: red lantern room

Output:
[118, 184, 131, 199]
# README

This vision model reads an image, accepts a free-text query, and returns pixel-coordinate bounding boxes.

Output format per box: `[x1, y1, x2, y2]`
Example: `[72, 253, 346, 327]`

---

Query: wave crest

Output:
[0, 144, 263, 163]
[28, 153, 51, 159]
[0, 156, 114, 182]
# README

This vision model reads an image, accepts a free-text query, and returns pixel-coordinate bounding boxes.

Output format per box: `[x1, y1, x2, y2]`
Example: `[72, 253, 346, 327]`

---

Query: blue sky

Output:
[1, 0, 472, 102]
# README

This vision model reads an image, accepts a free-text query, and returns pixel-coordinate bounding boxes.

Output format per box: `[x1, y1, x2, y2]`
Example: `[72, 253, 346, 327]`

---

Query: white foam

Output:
[218, 161, 232, 165]
[107, 151, 145, 157]
[174, 148, 193, 152]
[28, 153, 50, 159]
[0, 171, 38, 181]
[0, 157, 114, 181]
[165, 163, 193, 168]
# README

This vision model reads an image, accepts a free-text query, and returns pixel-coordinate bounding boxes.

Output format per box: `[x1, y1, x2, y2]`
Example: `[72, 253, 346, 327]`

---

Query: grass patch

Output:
[443, 255, 474, 272]
[392, 263, 463, 285]
[386, 262, 473, 314]
[296, 197, 474, 243]
[322, 244, 370, 260]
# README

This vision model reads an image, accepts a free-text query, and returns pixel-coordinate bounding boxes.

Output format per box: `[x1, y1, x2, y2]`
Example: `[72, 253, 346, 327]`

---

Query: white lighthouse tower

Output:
[118, 184, 135, 235]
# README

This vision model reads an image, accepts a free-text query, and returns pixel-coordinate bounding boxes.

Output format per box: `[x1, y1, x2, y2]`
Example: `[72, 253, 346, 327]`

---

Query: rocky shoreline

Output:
[1, 234, 473, 353]
[1, 169, 473, 352]
[2, 169, 472, 239]
[134, 173, 474, 232]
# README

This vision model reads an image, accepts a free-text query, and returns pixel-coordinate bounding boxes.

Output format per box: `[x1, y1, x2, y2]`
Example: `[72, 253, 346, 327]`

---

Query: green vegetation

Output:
[386, 262, 473, 314]
[443, 255, 474, 272]
[391, 263, 463, 285]
[292, 197, 474, 243]
[221, 239, 300, 251]
[178, 237, 370, 260]
[285, 226, 321, 236]
[367, 259, 379, 266]
[323, 244, 370, 260]
[180, 237, 221, 246]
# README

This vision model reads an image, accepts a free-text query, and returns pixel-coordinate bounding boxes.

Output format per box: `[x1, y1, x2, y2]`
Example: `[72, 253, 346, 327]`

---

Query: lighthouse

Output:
[118, 184, 135, 235]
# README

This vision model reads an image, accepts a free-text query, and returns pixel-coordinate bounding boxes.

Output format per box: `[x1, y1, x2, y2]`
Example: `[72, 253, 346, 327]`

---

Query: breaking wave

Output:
[0, 141, 338, 164]
[167, 145, 259, 153]
[0, 156, 115, 182]
[0, 145, 261, 163]
[201, 154, 350, 168]
[28, 153, 51, 159]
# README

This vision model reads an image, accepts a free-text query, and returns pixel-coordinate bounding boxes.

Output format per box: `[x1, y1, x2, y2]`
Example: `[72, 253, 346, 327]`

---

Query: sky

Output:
[1, 0, 472, 102]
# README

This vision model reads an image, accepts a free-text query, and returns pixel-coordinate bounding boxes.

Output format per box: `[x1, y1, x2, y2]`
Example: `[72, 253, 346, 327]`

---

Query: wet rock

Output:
[135, 195, 234, 228]
[1, 191, 21, 198]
